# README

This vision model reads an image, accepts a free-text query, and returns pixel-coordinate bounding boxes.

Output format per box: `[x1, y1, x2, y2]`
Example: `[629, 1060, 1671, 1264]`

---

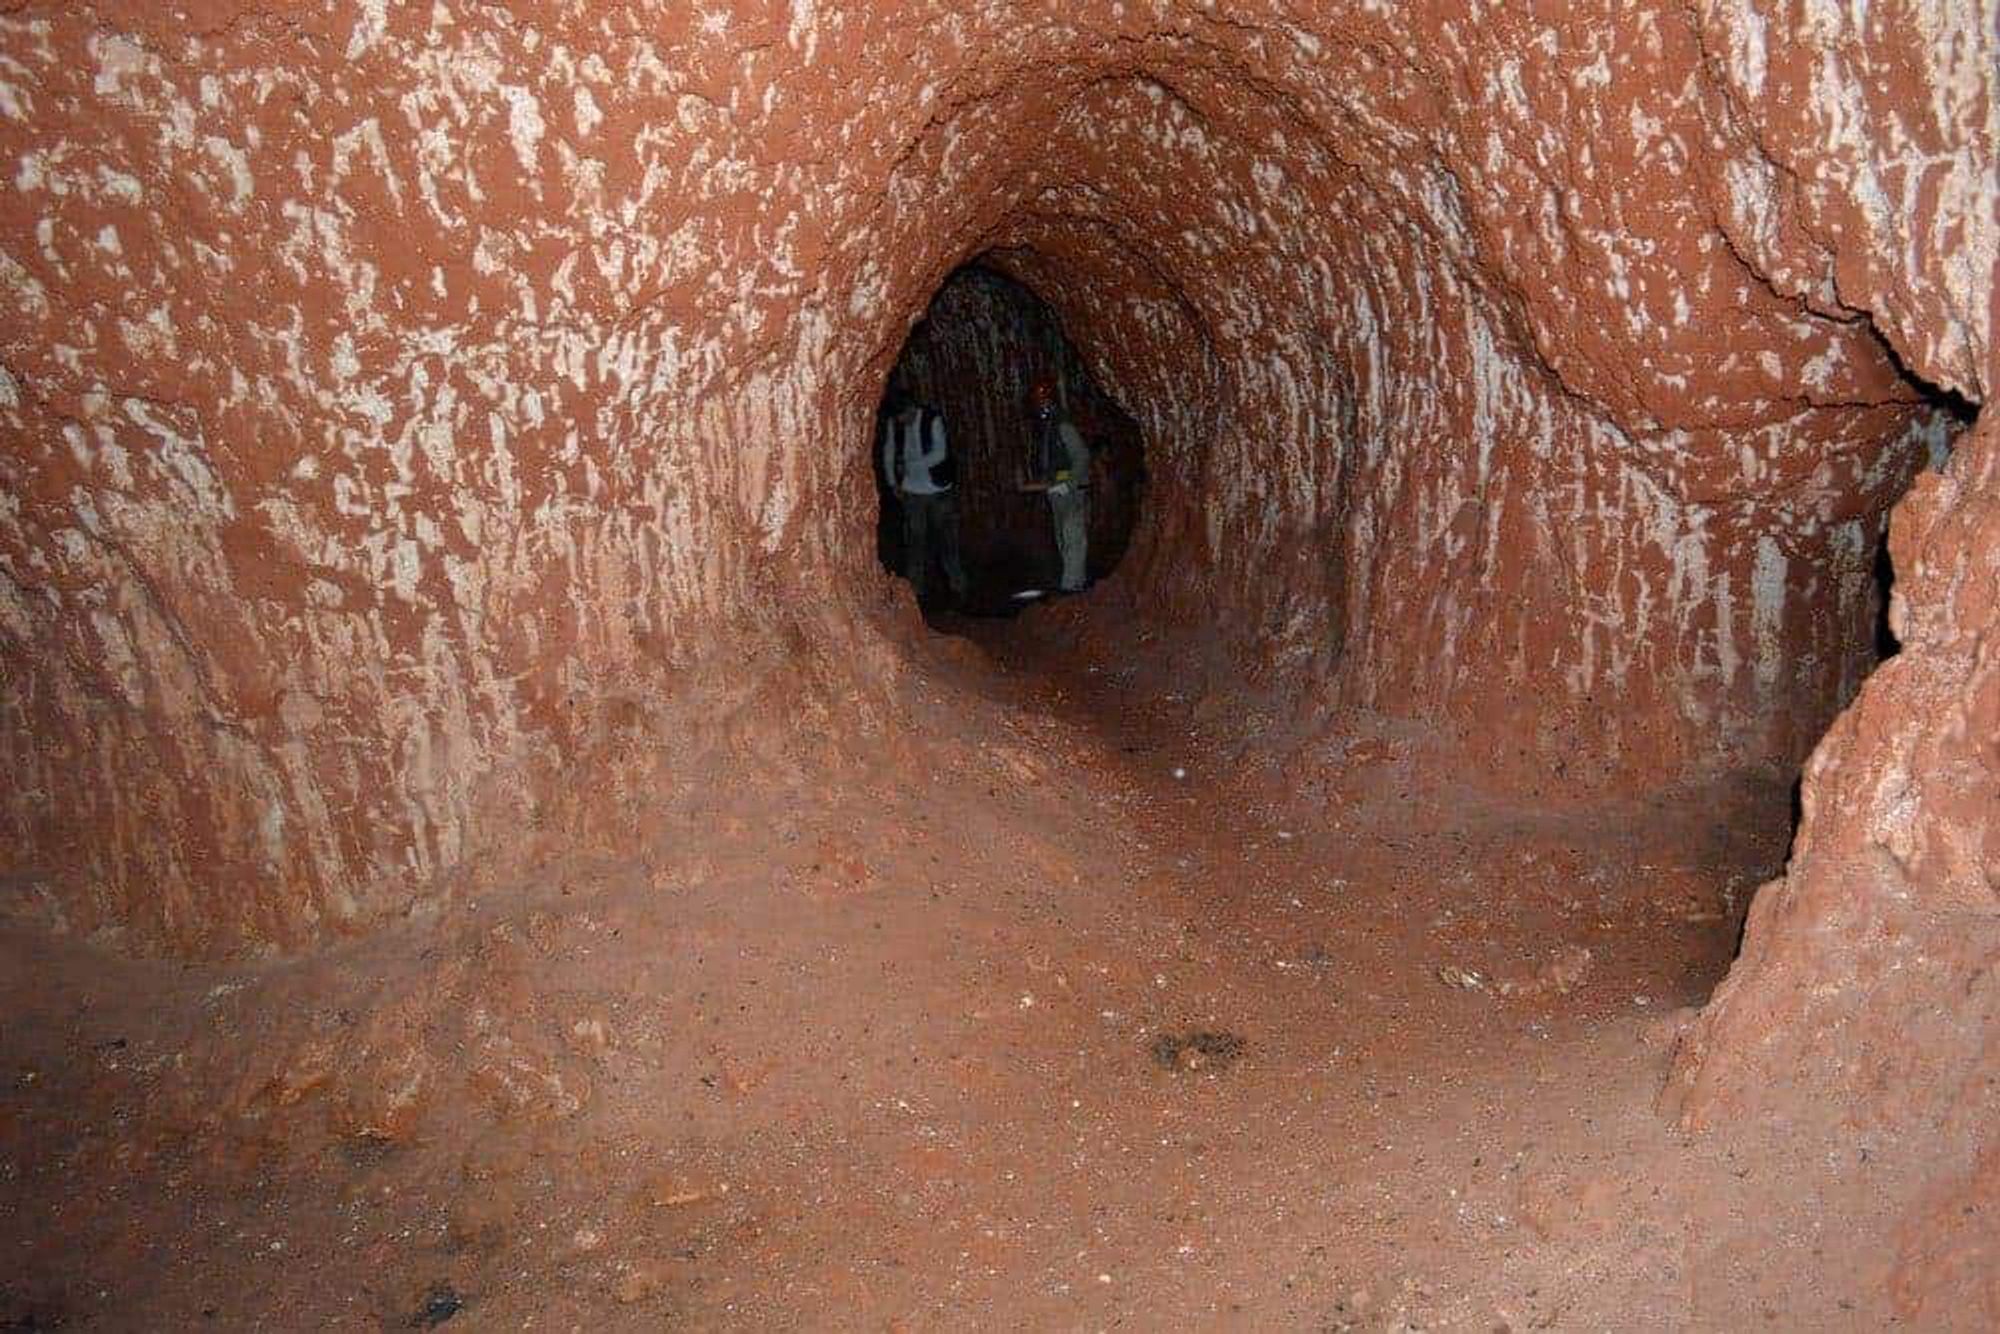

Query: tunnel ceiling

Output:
[0, 0, 1991, 971]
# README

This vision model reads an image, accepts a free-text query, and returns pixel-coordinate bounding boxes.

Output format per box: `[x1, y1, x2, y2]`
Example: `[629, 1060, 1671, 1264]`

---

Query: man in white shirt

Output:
[880, 386, 969, 604]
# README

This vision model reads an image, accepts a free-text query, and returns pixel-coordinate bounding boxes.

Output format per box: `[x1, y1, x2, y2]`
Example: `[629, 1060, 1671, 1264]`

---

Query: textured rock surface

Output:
[1667, 411, 2000, 1319]
[1652, 4, 1996, 1310]
[1648, 0, 1994, 1258]
[0, 1, 1987, 981]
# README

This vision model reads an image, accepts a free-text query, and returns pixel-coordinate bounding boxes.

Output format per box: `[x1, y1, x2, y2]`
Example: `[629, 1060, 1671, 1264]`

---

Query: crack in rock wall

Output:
[0, 0, 1989, 986]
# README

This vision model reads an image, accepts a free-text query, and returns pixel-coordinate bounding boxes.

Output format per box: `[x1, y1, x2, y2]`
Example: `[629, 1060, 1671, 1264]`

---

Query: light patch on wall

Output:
[259, 798, 287, 865]
[331, 118, 405, 212]
[786, 0, 818, 58]
[391, 536, 422, 601]
[124, 397, 236, 518]
[203, 135, 254, 207]
[500, 84, 546, 177]
[848, 258, 886, 318]
[90, 33, 147, 97]
[1750, 534, 1788, 695]
[87, 608, 147, 707]
[12, 149, 46, 192]
[1573, 48, 1612, 90]
[97, 165, 142, 203]
[347, 0, 390, 60]
[117, 308, 178, 362]
[574, 86, 602, 137]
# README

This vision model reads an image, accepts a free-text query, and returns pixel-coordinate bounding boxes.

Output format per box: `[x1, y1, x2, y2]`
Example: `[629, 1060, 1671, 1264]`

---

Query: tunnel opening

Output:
[874, 263, 1147, 618]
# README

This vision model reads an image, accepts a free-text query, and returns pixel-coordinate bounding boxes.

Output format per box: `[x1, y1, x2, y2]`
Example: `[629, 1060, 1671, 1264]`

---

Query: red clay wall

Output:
[0, 2, 1987, 956]
[1649, 4, 1996, 1310]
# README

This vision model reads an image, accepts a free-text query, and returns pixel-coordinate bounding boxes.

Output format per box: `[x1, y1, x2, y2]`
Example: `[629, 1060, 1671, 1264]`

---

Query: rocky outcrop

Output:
[1666, 410, 1998, 1320]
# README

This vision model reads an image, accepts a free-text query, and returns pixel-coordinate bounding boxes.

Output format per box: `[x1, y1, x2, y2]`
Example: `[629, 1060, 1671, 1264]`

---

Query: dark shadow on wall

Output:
[875, 264, 1147, 617]
[1872, 538, 1900, 660]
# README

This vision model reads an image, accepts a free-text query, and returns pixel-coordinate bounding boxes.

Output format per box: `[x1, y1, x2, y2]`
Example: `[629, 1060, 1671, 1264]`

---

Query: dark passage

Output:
[875, 264, 1146, 615]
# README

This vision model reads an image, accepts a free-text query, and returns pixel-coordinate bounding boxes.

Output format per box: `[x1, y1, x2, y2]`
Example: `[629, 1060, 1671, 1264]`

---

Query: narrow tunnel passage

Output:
[0, 3, 1991, 1329]
[875, 263, 1147, 615]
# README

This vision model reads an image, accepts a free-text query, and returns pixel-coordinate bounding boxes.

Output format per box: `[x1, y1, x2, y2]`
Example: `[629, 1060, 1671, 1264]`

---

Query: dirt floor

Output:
[0, 596, 1942, 1330]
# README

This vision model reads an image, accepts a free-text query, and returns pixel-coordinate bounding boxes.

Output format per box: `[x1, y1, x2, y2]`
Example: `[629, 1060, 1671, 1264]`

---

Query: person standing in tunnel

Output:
[1022, 378, 1093, 593]
[879, 383, 969, 605]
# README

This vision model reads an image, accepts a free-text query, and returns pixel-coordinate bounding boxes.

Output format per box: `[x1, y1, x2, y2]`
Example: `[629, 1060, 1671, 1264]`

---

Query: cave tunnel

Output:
[874, 263, 1147, 614]
[0, 3, 1993, 1327]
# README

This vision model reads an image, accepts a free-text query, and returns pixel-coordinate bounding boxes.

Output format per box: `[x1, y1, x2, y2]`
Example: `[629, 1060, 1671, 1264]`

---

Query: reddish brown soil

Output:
[0, 603, 1943, 1330]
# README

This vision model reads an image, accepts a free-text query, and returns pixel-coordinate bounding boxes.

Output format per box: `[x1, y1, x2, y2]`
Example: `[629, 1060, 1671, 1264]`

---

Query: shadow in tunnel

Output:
[874, 263, 1147, 621]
